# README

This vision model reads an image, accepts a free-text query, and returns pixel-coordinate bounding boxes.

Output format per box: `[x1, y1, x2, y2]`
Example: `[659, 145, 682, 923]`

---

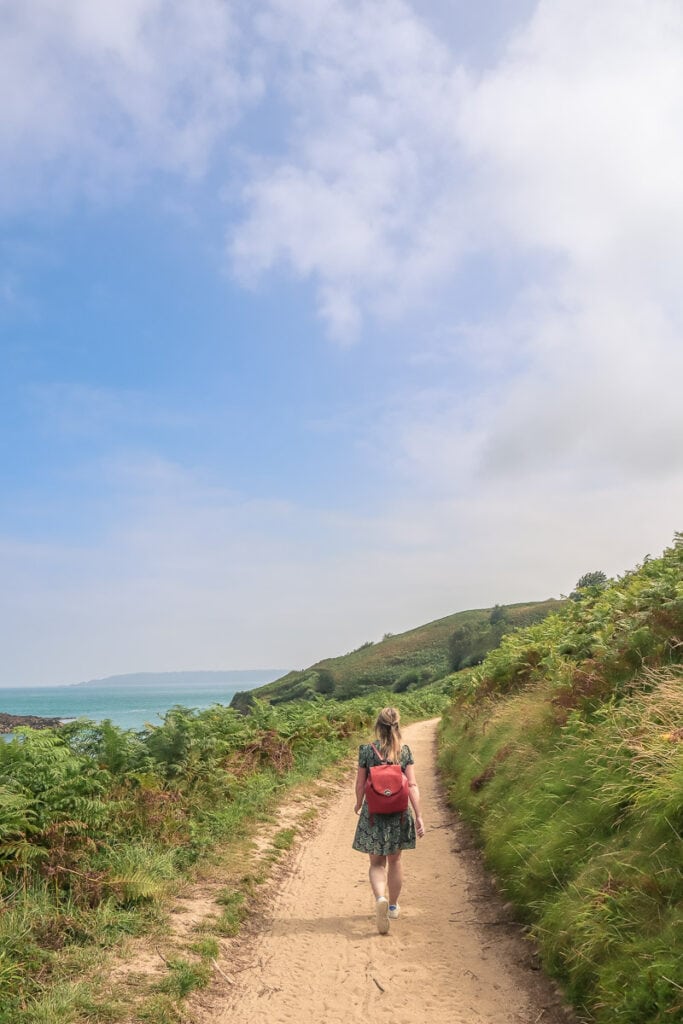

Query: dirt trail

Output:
[211, 719, 574, 1024]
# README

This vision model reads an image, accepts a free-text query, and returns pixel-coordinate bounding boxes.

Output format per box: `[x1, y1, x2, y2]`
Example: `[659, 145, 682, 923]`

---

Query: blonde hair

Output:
[374, 706, 402, 763]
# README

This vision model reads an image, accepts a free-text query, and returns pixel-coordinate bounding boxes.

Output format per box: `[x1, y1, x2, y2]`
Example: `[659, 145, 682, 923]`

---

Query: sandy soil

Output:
[208, 718, 576, 1024]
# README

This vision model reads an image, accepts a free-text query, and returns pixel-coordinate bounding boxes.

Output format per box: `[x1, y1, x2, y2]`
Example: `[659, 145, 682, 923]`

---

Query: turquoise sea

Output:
[0, 671, 286, 732]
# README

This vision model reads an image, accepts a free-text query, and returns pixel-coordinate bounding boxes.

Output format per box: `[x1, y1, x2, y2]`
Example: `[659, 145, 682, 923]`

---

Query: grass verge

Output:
[438, 669, 683, 1023]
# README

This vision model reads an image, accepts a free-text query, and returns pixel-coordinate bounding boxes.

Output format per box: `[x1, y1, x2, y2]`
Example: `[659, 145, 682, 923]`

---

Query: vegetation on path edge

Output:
[0, 688, 446, 1023]
[438, 534, 683, 1024]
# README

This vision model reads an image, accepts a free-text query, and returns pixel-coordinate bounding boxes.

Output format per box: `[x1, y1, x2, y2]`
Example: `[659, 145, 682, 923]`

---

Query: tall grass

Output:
[439, 536, 683, 1023]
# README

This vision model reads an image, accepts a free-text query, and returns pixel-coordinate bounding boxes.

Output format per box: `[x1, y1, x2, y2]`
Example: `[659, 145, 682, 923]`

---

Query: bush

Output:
[393, 671, 419, 693]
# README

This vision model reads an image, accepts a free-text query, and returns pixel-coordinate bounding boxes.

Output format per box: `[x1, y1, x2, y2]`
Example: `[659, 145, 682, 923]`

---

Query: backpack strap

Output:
[369, 743, 388, 764]
[369, 743, 408, 771]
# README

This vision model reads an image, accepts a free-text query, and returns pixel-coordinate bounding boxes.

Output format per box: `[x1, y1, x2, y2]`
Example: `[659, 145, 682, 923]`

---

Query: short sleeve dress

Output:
[352, 743, 416, 855]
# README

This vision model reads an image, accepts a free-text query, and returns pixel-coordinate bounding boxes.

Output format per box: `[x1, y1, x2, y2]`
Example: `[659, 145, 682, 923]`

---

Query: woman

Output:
[352, 706, 425, 934]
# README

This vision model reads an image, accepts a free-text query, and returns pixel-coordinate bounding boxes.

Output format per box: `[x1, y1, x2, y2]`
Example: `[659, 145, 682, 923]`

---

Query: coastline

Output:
[0, 679, 264, 733]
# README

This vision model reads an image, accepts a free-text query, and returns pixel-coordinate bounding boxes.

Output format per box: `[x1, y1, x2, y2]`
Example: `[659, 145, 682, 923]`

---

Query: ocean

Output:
[0, 672, 285, 732]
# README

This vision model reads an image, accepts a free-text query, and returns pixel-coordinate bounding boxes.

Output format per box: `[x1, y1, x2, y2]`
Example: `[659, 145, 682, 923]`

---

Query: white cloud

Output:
[231, 0, 683, 489]
[451, 0, 683, 479]
[476, 287, 683, 480]
[0, 0, 257, 210]
[458, 0, 683, 267]
[230, 0, 466, 340]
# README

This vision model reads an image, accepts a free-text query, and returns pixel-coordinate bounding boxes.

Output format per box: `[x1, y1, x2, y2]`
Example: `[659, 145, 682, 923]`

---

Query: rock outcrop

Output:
[0, 712, 62, 733]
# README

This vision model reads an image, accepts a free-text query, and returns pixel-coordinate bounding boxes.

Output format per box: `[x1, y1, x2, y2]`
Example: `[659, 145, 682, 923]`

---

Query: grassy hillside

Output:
[438, 535, 683, 1023]
[231, 598, 563, 709]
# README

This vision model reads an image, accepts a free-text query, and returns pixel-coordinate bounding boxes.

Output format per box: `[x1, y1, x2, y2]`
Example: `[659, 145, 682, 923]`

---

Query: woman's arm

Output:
[405, 763, 425, 837]
[354, 766, 367, 813]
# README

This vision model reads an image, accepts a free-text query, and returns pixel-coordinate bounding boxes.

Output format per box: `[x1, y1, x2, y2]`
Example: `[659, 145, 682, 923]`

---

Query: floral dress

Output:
[352, 742, 416, 855]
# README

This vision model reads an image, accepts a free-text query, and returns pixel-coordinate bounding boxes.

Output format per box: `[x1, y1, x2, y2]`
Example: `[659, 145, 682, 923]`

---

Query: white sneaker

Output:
[388, 904, 400, 919]
[375, 896, 390, 934]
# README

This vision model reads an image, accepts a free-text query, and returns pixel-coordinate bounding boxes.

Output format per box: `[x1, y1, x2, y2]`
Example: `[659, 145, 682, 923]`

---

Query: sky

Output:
[1, 0, 682, 687]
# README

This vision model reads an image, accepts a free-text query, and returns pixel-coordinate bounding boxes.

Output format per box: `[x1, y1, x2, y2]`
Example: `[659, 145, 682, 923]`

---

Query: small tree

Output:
[448, 623, 478, 671]
[575, 570, 608, 590]
[489, 604, 509, 626]
[571, 570, 608, 600]
[315, 669, 335, 695]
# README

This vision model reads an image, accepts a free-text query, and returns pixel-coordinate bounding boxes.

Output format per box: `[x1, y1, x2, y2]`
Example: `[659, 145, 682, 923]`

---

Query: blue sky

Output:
[2, 0, 682, 686]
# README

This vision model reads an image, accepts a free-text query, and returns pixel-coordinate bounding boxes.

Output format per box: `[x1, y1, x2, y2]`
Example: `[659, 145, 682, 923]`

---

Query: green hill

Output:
[230, 598, 564, 710]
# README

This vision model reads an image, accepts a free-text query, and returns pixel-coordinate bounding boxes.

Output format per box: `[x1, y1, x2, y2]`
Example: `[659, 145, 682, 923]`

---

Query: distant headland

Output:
[73, 670, 289, 689]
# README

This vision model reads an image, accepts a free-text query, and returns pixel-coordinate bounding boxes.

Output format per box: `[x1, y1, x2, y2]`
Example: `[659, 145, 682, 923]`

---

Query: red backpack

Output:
[364, 743, 410, 822]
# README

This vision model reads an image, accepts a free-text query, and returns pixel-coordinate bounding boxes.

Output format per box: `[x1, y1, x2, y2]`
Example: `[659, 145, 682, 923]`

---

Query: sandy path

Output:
[214, 719, 573, 1024]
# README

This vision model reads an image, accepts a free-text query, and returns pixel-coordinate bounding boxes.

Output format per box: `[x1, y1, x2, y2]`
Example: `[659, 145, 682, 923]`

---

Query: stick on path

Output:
[213, 718, 574, 1024]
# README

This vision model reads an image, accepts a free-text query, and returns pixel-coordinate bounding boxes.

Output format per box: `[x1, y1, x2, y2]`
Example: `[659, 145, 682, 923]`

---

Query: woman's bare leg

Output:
[368, 855, 387, 898]
[387, 852, 403, 905]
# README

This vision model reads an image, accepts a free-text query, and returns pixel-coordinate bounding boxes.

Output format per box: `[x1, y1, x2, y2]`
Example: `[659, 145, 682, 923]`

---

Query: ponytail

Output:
[374, 706, 402, 763]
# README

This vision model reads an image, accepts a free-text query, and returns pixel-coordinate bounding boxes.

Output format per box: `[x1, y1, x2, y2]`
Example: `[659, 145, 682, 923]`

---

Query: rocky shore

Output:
[0, 712, 62, 733]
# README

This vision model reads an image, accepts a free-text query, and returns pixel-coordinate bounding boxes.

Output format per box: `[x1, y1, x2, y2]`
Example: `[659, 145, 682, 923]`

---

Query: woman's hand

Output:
[354, 802, 362, 815]
[415, 815, 426, 838]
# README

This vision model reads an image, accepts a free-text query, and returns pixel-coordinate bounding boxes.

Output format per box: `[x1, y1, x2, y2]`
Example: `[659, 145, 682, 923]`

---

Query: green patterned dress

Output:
[352, 742, 416, 855]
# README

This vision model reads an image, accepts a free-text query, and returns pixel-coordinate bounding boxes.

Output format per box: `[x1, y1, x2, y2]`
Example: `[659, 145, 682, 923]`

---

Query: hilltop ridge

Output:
[231, 598, 563, 709]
